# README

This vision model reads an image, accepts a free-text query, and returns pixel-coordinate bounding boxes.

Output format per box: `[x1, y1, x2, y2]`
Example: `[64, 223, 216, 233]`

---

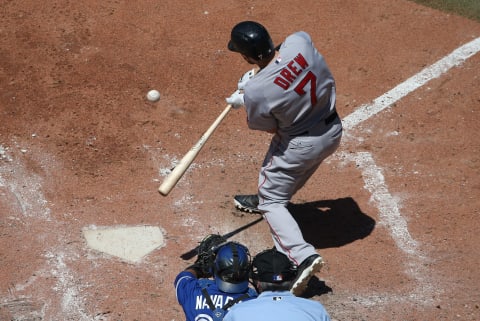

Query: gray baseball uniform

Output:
[243, 31, 342, 265]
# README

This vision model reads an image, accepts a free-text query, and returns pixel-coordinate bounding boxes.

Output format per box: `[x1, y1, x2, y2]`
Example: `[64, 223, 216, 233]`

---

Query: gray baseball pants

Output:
[257, 116, 342, 265]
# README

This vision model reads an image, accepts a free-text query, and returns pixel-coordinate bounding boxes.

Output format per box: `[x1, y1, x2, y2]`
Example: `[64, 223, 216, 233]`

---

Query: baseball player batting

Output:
[225, 21, 343, 296]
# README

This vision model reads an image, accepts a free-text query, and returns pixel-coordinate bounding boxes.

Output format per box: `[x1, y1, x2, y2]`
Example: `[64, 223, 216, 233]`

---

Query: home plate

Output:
[83, 225, 165, 263]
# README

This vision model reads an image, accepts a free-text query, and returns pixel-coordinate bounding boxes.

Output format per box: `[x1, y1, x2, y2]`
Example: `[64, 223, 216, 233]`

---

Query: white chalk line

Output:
[346, 152, 418, 255]
[0, 144, 51, 221]
[336, 152, 436, 307]
[2, 36, 478, 319]
[342, 37, 480, 130]
[0, 143, 92, 320]
[331, 37, 480, 308]
[46, 251, 91, 321]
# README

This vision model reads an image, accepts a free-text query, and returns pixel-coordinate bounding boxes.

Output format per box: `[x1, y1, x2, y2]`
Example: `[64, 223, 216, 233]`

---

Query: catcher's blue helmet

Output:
[213, 242, 251, 293]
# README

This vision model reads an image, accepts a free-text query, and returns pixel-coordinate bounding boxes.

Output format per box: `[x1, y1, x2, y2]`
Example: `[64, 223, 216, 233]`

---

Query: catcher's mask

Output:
[213, 242, 251, 293]
[228, 21, 274, 61]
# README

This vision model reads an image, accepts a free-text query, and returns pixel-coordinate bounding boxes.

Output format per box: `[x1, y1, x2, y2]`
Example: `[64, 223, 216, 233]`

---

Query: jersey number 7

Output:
[294, 71, 317, 106]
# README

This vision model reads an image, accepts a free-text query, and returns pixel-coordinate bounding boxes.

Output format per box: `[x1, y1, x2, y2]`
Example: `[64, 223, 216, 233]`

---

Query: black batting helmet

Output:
[228, 21, 274, 60]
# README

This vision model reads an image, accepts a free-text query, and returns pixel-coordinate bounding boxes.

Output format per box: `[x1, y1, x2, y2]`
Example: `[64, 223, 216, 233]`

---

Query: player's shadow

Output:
[288, 197, 374, 297]
[303, 276, 333, 298]
[288, 197, 375, 249]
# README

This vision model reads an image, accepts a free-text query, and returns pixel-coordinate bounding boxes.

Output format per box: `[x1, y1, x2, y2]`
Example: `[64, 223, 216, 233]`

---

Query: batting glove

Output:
[237, 68, 256, 90]
[226, 89, 245, 109]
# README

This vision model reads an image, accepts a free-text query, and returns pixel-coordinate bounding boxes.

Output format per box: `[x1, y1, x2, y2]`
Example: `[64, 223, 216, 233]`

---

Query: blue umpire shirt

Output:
[223, 290, 331, 321]
[174, 271, 257, 321]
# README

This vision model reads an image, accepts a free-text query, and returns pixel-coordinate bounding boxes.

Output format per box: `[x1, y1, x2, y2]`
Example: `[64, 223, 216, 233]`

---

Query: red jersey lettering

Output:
[293, 53, 309, 69]
[287, 60, 301, 76]
[280, 68, 296, 83]
[273, 52, 310, 90]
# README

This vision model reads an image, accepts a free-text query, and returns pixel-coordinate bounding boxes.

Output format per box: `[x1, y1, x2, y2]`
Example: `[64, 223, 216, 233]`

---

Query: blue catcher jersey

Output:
[174, 271, 257, 321]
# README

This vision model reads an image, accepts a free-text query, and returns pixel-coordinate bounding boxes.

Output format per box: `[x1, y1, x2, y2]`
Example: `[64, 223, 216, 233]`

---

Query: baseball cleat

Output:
[233, 194, 261, 214]
[290, 254, 324, 296]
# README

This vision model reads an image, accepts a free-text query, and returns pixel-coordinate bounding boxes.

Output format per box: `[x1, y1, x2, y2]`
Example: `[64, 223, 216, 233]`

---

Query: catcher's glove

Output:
[189, 234, 227, 278]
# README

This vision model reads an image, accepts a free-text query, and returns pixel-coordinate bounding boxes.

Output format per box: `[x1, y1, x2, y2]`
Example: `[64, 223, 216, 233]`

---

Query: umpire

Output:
[223, 248, 331, 321]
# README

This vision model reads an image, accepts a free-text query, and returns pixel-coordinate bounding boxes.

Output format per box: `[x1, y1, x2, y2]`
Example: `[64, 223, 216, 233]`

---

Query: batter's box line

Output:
[342, 36, 480, 131]
[336, 151, 419, 256]
[334, 151, 437, 303]
[328, 36, 480, 302]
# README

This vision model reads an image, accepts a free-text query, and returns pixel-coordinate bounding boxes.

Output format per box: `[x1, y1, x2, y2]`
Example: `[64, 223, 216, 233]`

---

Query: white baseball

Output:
[147, 89, 160, 102]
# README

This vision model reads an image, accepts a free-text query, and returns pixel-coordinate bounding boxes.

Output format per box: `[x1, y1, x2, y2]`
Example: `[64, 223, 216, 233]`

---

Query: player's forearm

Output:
[184, 266, 202, 278]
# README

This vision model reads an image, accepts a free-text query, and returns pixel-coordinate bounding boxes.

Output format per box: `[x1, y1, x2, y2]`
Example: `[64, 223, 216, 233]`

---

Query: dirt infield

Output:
[1, 1, 479, 320]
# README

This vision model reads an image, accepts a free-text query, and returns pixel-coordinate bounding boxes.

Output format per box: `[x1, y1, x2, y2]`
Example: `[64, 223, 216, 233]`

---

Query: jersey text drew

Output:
[273, 53, 309, 90]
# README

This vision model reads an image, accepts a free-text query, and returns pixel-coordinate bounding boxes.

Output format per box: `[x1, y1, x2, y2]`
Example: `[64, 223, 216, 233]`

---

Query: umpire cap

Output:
[251, 249, 297, 283]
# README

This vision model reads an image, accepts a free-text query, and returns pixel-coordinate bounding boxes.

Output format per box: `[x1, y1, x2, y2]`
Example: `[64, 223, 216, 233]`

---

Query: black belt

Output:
[325, 111, 339, 125]
[294, 111, 339, 136]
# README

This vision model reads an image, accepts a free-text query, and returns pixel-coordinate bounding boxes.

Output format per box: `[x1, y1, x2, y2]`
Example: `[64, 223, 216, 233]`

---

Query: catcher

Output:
[174, 234, 257, 321]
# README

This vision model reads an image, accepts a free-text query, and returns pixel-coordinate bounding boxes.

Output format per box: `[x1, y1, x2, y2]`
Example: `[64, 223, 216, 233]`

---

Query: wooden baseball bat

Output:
[158, 104, 233, 196]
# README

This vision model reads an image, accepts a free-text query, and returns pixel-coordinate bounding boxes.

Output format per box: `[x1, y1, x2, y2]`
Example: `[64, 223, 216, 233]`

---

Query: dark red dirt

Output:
[1, 1, 479, 320]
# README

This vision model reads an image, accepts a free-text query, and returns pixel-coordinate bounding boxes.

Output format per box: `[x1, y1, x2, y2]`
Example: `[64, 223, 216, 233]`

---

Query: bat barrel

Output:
[158, 104, 233, 196]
